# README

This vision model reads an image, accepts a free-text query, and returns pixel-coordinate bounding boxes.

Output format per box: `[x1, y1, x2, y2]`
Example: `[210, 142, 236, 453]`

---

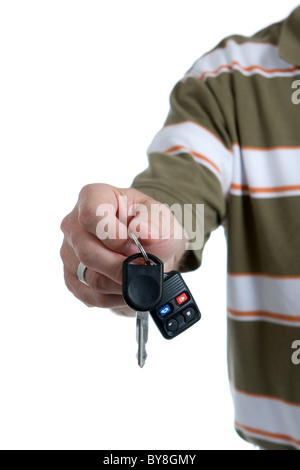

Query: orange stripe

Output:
[230, 183, 300, 194]
[236, 144, 300, 151]
[228, 307, 300, 323]
[235, 420, 300, 448]
[232, 60, 299, 74]
[228, 272, 300, 280]
[199, 60, 299, 81]
[231, 383, 300, 410]
[165, 145, 221, 174]
[199, 64, 232, 81]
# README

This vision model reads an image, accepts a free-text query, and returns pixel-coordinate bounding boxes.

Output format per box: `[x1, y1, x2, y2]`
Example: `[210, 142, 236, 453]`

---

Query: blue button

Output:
[159, 304, 171, 316]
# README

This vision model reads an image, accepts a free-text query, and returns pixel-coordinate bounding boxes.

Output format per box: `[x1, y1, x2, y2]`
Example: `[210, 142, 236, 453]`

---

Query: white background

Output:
[0, 0, 299, 451]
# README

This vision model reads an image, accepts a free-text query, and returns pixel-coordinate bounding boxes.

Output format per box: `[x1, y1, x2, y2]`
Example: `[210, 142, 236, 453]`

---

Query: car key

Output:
[149, 271, 201, 339]
[136, 311, 149, 368]
[122, 252, 163, 367]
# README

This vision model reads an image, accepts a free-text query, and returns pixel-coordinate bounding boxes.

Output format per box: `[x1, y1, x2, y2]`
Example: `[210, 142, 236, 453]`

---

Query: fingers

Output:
[61, 217, 127, 284]
[84, 269, 122, 295]
[60, 238, 122, 294]
[60, 183, 188, 312]
[75, 233, 125, 285]
[77, 183, 131, 255]
[64, 271, 126, 309]
[60, 239, 125, 308]
[75, 184, 177, 256]
[77, 183, 119, 236]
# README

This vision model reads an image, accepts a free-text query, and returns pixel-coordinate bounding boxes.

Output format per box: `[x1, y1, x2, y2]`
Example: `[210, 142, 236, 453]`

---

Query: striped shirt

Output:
[132, 7, 300, 450]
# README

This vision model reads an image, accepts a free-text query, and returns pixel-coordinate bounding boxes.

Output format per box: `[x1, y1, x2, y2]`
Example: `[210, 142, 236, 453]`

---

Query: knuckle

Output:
[76, 239, 93, 267]
[65, 280, 74, 294]
[94, 294, 113, 309]
[88, 272, 108, 293]
[64, 272, 95, 307]
[60, 215, 69, 234]
[60, 244, 66, 263]
[79, 183, 93, 197]
[108, 262, 123, 284]
[78, 204, 94, 230]
[63, 271, 76, 294]
[78, 183, 111, 229]
[83, 302, 94, 308]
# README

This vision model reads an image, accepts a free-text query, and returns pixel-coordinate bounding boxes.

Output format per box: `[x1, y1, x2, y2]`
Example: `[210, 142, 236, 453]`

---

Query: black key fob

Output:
[150, 271, 201, 339]
[122, 253, 163, 311]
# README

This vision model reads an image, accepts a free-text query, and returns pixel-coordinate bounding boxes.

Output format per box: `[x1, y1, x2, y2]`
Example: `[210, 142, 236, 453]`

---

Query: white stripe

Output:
[232, 386, 300, 448]
[186, 40, 300, 81]
[230, 187, 300, 199]
[227, 274, 300, 326]
[147, 122, 233, 195]
[231, 145, 300, 198]
[148, 129, 300, 199]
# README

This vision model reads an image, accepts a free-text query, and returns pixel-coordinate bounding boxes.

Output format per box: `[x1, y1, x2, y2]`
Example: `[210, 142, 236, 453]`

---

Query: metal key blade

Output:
[136, 311, 149, 368]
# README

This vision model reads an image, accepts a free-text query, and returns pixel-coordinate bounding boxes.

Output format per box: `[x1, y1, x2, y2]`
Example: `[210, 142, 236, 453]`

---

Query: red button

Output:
[176, 292, 188, 305]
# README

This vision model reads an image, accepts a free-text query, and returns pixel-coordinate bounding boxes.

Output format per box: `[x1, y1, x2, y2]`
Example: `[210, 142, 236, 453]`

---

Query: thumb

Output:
[127, 199, 183, 249]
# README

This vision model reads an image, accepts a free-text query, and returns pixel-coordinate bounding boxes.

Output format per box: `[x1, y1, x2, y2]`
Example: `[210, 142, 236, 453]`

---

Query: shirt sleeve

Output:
[131, 68, 234, 272]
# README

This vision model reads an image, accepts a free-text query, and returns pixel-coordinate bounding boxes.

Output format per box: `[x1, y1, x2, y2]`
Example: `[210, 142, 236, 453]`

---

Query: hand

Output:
[60, 183, 188, 315]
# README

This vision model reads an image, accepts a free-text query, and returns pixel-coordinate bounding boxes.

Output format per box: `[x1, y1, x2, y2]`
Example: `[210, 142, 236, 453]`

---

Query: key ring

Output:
[129, 232, 151, 265]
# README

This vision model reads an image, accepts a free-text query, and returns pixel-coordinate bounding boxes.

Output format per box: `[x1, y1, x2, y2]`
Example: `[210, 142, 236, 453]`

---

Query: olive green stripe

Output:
[228, 317, 300, 406]
[165, 72, 300, 149]
[165, 77, 233, 150]
[227, 195, 300, 276]
[205, 73, 300, 148]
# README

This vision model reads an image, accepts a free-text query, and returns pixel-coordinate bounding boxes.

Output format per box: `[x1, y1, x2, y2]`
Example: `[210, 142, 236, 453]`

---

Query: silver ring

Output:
[77, 262, 89, 286]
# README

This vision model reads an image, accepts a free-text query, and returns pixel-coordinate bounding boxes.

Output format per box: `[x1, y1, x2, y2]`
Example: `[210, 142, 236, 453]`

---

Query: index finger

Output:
[77, 183, 130, 254]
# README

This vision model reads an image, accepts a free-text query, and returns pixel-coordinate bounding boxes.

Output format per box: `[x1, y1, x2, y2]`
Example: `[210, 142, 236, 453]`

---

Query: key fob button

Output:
[175, 292, 189, 305]
[182, 306, 196, 322]
[166, 318, 179, 332]
[158, 304, 172, 316]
